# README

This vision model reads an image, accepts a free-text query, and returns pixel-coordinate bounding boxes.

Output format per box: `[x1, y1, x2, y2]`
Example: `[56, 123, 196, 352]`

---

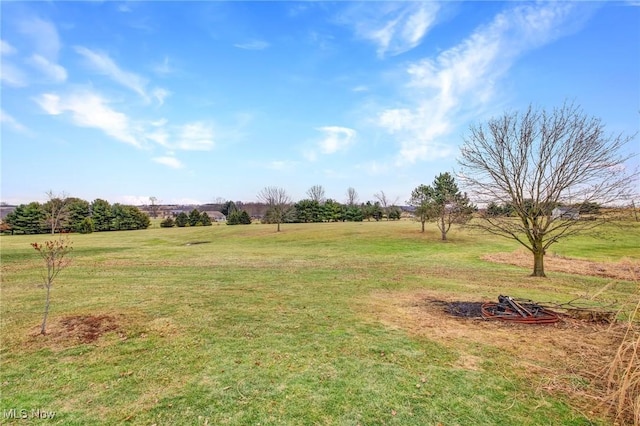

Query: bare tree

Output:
[257, 186, 292, 232]
[213, 197, 226, 205]
[346, 187, 359, 206]
[44, 190, 70, 234]
[306, 185, 326, 203]
[374, 190, 399, 220]
[31, 237, 73, 334]
[458, 102, 637, 277]
[149, 196, 161, 219]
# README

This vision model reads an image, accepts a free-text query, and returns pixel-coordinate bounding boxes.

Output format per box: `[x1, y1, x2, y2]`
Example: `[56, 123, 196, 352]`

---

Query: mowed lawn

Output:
[1, 220, 638, 425]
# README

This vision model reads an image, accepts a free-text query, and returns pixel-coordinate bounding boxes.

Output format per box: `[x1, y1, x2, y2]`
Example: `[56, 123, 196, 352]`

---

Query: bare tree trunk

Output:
[421, 220, 425, 233]
[41, 285, 51, 335]
[532, 248, 546, 277]
[277, 222, 281, 232]
[440, 215, 447, 241]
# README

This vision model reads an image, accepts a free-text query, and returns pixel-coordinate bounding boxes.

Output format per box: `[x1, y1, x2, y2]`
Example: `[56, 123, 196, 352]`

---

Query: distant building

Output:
[552, 207, 580, 220]
[203, 211, 226, 222]
[0, 205, 16, 221]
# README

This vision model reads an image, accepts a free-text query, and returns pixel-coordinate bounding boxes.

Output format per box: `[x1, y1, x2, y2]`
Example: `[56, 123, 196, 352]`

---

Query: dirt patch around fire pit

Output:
[430, 300, 484, 318]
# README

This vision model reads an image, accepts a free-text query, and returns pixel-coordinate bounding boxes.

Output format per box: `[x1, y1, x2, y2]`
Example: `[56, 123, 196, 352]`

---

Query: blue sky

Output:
[1, 1, 638, 206]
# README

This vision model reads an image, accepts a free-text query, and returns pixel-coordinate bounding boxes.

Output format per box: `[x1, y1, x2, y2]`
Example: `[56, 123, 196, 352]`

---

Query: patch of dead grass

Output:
[360, 289, 629, 422]
[24, 310, 181, 351]
[29, 314, 121, 345]
[484, 250, 640, 281]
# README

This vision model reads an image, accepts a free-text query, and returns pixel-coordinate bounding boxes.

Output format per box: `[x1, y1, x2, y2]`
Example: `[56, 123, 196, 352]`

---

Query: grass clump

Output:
[600, 267, 640, 425]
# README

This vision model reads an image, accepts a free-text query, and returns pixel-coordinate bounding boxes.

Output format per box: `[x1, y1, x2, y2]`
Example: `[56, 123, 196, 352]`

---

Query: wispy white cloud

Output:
[356, 160, 390, 176]
[35, 91, 142, 147]
[339, 3, 440, 58]
[266, 160, 292, 171]
[153, 56, 173, 75]
[75, 46, 149, 99]
[316, 126, 356, 154]
[152, 87, 171, 106]
[171, 197, 204, 205]
[303, 126, 357, 161]
[34, 88, 216, 162]
[375, 2, 583, 165]
[352, 85, 369, 93]
[0, 63, 28, 87]
[176, 122, 215, 151]
[9, 19, 66, 86]
[1, 39, 17, 55]
[120, 195, 151, 205]
[0, 109, 31, 134]
[28, 54, 67, 82]
[18, 17, 61, 60]
[234, 40, 270, 50]
[146, 127, 170, 148]
[75, 46, 169, 105]
[117, 3, 133, 13]
[152, 156, 184, 169]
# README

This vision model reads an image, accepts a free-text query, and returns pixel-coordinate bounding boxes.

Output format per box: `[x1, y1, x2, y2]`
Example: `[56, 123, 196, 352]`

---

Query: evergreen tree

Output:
[4, 202, 46, 234]
[344, 206, 363, 222]
[91, 199, 113, 232]
[294, 199, 322, 223]
[188, 209, 201, 226]
[429, 172, 475, 240]
[161, 217, 175, 228]
[67, 198, 91, 232]
[238, 210, 252, 224]
[221, 201, 237, 217]
[323, 199, 344, 222]
[408, 184, 436, 232]
[175, 212, 188, 227]
[200, 212, 212, 226]
[78, 217, 94, 234]
[227, 210, 252, 225]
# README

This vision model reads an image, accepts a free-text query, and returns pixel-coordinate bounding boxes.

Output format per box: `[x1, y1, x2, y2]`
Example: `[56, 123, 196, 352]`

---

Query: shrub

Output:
[78, 217, 94, 234]
[160, 217, 175, 228]
[175, 212, 188, 227]
[200, 213, 212, 226]
[227, 210, 251, 225]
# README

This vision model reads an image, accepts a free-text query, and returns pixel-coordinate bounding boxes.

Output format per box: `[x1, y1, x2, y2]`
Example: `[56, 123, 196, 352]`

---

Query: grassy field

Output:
[1, 220, 638, 425]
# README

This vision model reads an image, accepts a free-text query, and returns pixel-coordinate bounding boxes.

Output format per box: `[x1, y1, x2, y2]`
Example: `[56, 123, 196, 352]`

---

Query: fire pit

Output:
[481, 295, 559, 324]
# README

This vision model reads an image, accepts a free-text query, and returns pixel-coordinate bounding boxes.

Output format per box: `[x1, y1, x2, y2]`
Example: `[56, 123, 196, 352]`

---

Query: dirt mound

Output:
[57, 314, 119, 343]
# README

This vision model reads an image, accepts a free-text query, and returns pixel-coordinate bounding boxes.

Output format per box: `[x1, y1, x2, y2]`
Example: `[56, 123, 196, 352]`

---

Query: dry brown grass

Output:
[600, 269, 640, 425]
[483, 249, 640, 281]
[358, 289, 630, 423]
[23, 309, 176, 351]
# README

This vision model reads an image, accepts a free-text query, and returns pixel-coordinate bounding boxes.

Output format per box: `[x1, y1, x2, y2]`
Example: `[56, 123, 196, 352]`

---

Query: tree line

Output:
[160, 209, 213, 228]
[4, 102, 636, 277]
[251, 174, 475, 241]
[4, 197, 150, 234]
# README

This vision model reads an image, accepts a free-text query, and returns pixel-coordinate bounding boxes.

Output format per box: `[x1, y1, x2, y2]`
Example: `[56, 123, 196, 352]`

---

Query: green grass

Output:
[1, 220, 638, 425]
